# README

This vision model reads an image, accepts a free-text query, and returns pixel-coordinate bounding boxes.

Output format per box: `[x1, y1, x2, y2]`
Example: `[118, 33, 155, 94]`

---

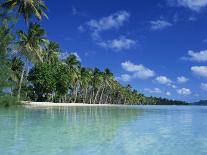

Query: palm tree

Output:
[98, 68, 113, 104]
[43, 41, 60, 64]
[79, 67, 92, 103]
[17, 23, 47, 63]
[65, 54, 81, 102]
[16, 23, 47, 101]
[65, 54, 80, 70]
[10, 57, 24, 94]
[0, 20, 14, 95]
[1, 0, 48, 23]
[122, 84, 132, 105]
[90, 68, 103, 104]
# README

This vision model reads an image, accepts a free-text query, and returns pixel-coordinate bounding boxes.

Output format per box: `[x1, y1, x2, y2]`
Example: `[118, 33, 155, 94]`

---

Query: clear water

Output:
[1, 105, 207, 155]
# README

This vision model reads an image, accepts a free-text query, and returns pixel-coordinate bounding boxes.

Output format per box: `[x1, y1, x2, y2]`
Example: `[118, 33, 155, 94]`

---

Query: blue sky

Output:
[33, 0, 207, 102]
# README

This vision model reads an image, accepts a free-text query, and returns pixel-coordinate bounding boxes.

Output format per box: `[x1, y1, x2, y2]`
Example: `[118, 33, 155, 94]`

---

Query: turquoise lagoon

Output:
[1, 105, 207, 155]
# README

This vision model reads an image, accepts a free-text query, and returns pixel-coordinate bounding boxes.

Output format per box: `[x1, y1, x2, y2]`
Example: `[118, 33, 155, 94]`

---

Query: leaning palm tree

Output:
[16, 23, 47, 101]
[90, 68, 103, 104]
[1, 0, 48, 23]
[17, 23, 47, 63]
[79, 67, 92, 103]
[98, 68, 113, 104]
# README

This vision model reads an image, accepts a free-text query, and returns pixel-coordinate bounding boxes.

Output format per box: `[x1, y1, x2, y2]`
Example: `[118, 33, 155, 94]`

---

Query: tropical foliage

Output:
[0, 0, 188, 106]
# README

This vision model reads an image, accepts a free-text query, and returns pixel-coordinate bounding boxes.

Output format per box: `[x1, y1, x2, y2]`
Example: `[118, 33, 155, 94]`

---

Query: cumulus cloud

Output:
[168, 0, 207, 11]
[178, 0, 207, 11]
[98, 37, 136, 51]
[117, 74, 132, 82]
[177, 76, 189, 83]
[177, 88, 192, 95]
[150, 20, 172, 30]
[166, 91, 171, 96]
[144, 88, 162, 93]
[182, 50, 207, 62]
[201, 83, 207, 91]
[156, 76, 172, 85]
[121, 61, 155, 79]
[191, 66, 207, 77]
[87, 11, 130, 39]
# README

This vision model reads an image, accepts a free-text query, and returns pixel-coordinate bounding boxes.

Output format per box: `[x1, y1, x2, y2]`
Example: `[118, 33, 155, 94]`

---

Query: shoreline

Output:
[22, 101, 130, 107]
[22, 101, 193, 107]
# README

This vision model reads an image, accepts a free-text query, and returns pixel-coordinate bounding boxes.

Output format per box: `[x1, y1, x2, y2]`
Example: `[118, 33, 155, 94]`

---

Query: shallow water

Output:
[0, 105, 207, 155]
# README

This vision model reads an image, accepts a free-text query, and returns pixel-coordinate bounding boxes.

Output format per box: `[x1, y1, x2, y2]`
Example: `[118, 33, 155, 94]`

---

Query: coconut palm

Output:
[1, 0, 48, 23]
[17, 23, 47, 63]
[65, 54, 80, 70]
[90, 68, 103, 104]
[98, 68, 113, 104]
[16, 23, 47, 101]
[65, 54, 81, 102]
[43, 41, 60, 64]
[79, 67, 92, 103]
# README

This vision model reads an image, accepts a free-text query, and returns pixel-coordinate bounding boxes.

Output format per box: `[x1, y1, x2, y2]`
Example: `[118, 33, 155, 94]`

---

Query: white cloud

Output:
[177, 88, 192, 95]
[166, 91, 171, 96]
[201, 83, 207, 91]
[117, 74, 132, 82]
[150, 20, 172, 30]
[182, 50, 207, 62]
[121, 61, 155, 79]
[144, 88, 162, 93]
[177, 76, 189, 83]
[191, 66, 207, 77]
[171, 84, 177, 89]
[87, 11, 130, 39]
[168, 0, 207, 11]
[178, 0, 207, 11]
[156, 76, 173, 85]
[98, 37, 136, 51]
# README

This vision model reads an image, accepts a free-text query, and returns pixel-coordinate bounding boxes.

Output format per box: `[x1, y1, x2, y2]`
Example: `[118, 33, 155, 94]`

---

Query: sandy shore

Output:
[22, 101, 127, 107]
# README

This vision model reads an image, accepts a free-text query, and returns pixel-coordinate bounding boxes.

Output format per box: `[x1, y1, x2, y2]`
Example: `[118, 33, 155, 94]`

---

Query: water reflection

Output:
[1, 106, 207, 155]
[0, 106, 148, 155]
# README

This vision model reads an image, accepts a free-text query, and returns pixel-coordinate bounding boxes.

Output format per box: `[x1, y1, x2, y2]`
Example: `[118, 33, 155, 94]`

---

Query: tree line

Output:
[0, 0, 188, 106]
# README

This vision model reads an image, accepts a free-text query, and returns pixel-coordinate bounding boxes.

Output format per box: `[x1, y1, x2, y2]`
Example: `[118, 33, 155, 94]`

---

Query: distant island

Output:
[192, 100, 207, 106]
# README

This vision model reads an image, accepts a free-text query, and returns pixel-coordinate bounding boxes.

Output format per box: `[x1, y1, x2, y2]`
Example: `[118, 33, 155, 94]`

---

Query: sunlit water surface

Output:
[1, 105, 207, 155]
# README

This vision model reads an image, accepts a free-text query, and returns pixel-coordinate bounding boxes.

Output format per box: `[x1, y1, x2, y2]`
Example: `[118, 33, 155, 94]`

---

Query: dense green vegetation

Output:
[0, 0, 188, 106]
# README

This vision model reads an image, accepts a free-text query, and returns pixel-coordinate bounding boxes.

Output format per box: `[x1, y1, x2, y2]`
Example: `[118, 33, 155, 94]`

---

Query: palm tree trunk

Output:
[93, 88, 101, 104]
[99, 88, 105, 104]
[74, 90, 78, 103]
[83, 88, 88, 103]
[17, 64, 25, 101]
[104, 95, 109, 104]
[89, 90, 94, 104]
[124, 96, 127, 105]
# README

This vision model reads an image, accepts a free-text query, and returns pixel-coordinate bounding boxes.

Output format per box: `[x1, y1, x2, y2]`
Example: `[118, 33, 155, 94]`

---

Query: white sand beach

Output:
[22, 101, 128, 107]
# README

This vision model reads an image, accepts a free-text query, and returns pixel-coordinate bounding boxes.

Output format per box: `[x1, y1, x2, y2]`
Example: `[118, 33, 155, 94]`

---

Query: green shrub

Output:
[0, 95, 21, 108]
